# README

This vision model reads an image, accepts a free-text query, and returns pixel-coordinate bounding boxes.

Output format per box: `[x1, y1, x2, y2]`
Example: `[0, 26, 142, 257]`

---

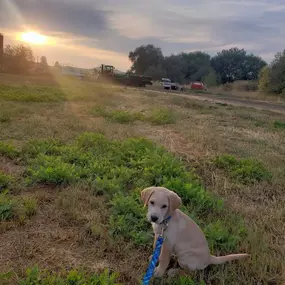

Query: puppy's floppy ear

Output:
[141, 187, 155, 207]
[168, 190, 182, 212]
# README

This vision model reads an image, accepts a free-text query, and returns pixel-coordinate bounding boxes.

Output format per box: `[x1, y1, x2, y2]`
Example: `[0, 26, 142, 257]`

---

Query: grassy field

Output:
[0, 74, 285, 285]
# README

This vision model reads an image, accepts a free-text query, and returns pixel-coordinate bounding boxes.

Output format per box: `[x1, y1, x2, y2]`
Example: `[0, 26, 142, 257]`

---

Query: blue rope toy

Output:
[142, 216, 171, 285]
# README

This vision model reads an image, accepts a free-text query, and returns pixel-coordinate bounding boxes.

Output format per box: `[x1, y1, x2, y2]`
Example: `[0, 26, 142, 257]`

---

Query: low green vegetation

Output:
[146, 108, 176, 125]
[17, 266, 121, 285]
[91, 106, 176, 125]
[0, 191, 37, 221]
[0, 84, 66, 102]
[214, 154, 272, 184]
[0, 142, 20, 159]
[274, 120, 285, 129]
[16, 133, 245, 251]
[0, 172, 13, 191]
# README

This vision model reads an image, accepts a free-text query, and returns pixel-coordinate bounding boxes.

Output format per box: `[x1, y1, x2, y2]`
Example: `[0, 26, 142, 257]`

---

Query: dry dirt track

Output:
[139, 88, 285, 114]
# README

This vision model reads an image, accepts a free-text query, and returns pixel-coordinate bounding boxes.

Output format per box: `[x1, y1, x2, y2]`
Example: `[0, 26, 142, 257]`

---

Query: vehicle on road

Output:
[96, 64, 152, 87]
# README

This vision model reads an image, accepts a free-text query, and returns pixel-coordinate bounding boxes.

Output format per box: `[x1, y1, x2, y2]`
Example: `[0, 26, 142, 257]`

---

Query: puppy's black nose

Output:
[151, 215, 158, 222]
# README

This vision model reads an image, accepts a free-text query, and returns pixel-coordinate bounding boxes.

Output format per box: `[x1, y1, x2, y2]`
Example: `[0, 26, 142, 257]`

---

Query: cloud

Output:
[1, 0, 284, 69]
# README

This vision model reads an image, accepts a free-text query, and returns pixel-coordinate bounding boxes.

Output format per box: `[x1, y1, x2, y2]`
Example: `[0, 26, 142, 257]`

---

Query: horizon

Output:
[1, 0, 284, 72]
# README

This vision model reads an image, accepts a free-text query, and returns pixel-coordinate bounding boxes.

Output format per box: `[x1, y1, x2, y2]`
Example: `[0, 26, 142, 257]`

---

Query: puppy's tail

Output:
[209, 253, 250, 265]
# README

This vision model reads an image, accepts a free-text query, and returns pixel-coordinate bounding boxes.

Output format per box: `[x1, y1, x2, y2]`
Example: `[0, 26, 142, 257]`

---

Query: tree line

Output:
[0, 44, 48, 74]
[128, 44, 285, 95]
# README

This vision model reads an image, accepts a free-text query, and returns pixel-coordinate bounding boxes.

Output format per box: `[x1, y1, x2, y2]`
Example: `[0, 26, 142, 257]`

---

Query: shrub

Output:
[258, 66, 270, 92]
[146, 108, 176, 125]
[214, 154, 272, 184]
[19, 266, 122, 285]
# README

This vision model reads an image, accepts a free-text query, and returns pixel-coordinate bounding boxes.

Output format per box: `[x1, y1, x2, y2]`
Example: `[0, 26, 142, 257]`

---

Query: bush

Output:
[267, 50, 285, 95]
[258, 66, 270, 92]
[214, 154, 272, 184]
[18, 133, 244, 251]
[19, 266, 122, 285]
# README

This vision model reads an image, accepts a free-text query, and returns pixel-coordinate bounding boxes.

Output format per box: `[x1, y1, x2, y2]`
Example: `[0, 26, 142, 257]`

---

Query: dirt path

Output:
[140, 88, 285, 114]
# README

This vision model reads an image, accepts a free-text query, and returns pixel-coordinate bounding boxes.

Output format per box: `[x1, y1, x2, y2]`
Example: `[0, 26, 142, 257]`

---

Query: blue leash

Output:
[142, 216, 171, 285]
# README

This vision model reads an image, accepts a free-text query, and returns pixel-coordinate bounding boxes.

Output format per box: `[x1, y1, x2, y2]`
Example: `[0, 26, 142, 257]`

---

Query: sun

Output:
[21, 32, 47, 45]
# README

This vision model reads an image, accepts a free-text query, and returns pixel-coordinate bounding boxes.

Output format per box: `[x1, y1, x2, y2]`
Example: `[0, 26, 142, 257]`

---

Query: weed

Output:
[146, 108, 177, 125]
[274, 120, 285, 129]
[0, 141, 20, 159]
[0, 191, 14, 220]
[214, 154, 272, 184]
[21, 197, 37, 217]
[19, 133, 243, 251]
[0, 191, 37, 221]
[19, 266, 122, 285]
[0, 84, 66, 102]
[0, 172, 13, 191]
[26, 155, 82, 185]
[91, 107, 143, 124]
[109, 110, 136, 124]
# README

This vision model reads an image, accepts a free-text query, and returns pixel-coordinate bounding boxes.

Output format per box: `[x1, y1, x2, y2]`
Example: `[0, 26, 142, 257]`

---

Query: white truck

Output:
[162, 78, 172, 90]
[161, 78, 182, 91]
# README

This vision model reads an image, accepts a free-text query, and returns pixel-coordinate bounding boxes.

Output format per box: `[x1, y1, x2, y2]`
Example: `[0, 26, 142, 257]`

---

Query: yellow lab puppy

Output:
[141, 186, 250, 277]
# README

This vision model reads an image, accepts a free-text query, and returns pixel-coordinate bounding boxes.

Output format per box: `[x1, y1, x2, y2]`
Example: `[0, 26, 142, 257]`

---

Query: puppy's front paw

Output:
[154, 266, 165, 278]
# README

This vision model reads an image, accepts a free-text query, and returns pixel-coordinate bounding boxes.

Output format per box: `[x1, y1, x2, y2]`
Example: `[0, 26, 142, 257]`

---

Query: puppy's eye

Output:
[150, 201, 154, 205]
[162, 205, 167, 209]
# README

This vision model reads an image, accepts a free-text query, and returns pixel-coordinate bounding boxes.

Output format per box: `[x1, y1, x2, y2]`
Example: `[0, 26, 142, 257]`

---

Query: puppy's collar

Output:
[160, 216, 171, 225]
[158, 216, 171, 236]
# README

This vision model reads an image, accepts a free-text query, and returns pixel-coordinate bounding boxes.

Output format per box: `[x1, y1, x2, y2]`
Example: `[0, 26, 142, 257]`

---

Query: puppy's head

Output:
[141, 187, 181, 224]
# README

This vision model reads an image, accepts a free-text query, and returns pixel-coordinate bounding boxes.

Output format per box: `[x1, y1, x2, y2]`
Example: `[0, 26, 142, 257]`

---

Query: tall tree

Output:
[267, 50, 285, 95]
[211, 47, 266, 84]
[3, 44, 34, 74]
[129, 44, 164, 75]
[40, 56, 48, 67]
[181, 51, 212, 81]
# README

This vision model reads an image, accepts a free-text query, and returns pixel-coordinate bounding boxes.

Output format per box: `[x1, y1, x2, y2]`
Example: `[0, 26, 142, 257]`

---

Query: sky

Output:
[0, 0, 284, 71]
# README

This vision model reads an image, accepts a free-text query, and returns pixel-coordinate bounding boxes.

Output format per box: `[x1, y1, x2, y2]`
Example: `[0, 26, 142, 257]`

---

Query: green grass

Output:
[17, 133, 245, 251]
[0, 141, 20, 159]
[0, 191, 37, 221]
[91, 106, 176, 125]
[146, 108, 177, 125]
[0, 172, 13, 191]
[16, 266, 121, 285]
[0, 84, 66, 102]
[274, 120, 285, 129]
[214, 154, 272, 184]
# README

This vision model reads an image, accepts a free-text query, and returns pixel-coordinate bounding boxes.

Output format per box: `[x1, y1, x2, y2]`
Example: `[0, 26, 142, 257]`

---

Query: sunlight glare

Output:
[21, 31, 47, 45]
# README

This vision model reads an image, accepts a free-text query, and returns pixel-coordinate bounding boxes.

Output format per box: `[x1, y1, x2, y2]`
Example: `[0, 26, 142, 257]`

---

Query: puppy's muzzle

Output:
[151, 215, 158, 222]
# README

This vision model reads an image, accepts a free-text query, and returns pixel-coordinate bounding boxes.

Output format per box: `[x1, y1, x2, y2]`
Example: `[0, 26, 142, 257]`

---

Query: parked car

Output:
[162, 78, 172, 90]
[190, 81, 207, 90]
